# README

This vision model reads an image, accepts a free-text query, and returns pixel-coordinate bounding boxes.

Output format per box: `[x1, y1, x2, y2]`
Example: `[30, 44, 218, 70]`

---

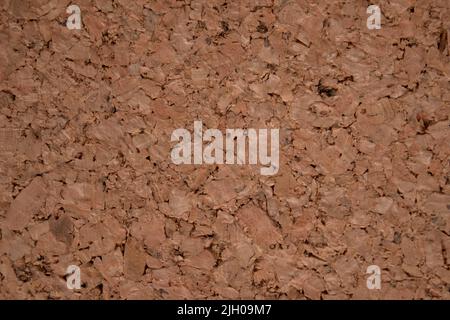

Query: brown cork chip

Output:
[0, 0, 449, 300]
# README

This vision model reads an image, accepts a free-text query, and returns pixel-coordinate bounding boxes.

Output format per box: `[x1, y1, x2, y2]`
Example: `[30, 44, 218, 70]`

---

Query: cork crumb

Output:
[0, 0, 449, 300]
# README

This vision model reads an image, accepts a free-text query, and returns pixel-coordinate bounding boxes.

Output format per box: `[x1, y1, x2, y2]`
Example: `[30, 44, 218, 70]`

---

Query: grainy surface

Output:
[0, 0, 449, 299]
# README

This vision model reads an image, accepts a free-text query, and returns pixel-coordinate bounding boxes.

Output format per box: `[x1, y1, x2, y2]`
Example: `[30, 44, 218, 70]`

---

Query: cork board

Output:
[0, 0, 449, 299]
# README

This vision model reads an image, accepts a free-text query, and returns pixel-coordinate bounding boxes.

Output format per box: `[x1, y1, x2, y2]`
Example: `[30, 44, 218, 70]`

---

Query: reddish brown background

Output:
[0, 0, 449, 299]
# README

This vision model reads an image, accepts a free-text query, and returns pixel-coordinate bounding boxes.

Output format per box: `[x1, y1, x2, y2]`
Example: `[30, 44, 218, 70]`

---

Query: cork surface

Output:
[0, 0, 449, 299]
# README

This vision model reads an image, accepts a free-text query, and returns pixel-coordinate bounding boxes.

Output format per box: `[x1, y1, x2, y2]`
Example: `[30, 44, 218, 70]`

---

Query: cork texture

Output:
[0, 0, 449, 299]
